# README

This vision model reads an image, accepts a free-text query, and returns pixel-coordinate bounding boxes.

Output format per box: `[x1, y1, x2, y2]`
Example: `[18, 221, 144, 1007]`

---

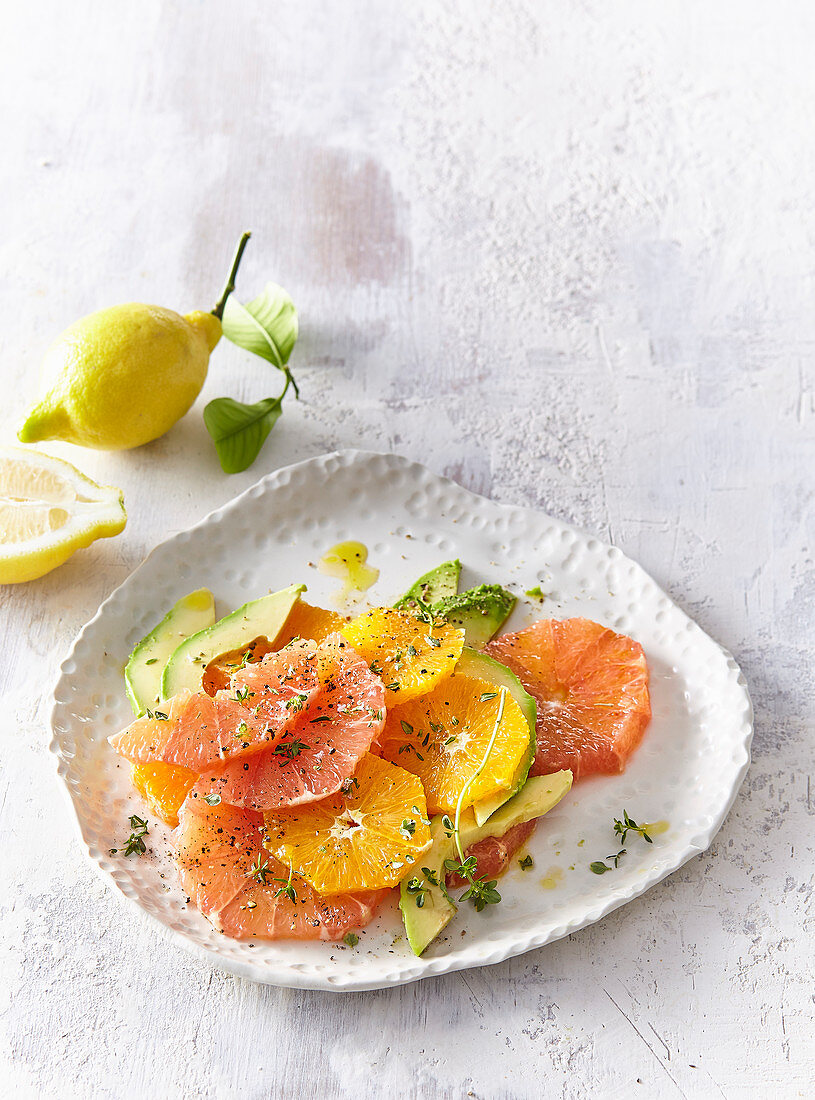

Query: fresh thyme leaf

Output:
[272, 738, 308, 761]
[460, 876, 502, 912]
[246, 853, 272, 885]
[145, 658, 158, 665]
[400, 818, 416, 836]
[153, 711, 169, 721]
[400, 720, 414, 736]
[426, 635, 441, 648]
[113, 815, 150, 857]
[270, 867, 297, 903]
[407, 645, 418, 658]
[204, 793, 222, 806]
[309, 715, 331, 723]
[343, 932, 359, 947]
[479, 692, 498, 702]
[519, 855, 534, 870]
[590, 861, 611, 875]
[613, 810, 653, 845]
[441, 815, 454, 835]
[386, 682, 401, 692]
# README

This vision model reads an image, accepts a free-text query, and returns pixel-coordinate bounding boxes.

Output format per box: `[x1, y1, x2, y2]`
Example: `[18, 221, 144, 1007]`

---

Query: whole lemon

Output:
[18, 304, 221, 450]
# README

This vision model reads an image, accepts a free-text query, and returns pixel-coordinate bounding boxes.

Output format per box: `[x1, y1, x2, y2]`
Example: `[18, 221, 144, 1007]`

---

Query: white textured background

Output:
[1, 2, 813, 1098]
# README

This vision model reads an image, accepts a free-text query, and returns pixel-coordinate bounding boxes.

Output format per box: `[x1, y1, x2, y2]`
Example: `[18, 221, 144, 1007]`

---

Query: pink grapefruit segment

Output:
[109, 688, 294, 771]
[446, 819, 537, 888]
[109, 691, 225, 771]
[175, 795, 388, 941]
[485, 617, 651, 780]
[194, 635, 386, 811]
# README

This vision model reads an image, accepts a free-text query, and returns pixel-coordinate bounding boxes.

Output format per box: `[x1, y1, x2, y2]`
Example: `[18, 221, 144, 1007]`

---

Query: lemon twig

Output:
[212, 231, 252, 320]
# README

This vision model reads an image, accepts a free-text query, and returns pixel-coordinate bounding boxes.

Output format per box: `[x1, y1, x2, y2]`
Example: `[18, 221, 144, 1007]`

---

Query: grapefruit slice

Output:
[193, 636, 385, 810]
[342, 607, 464, 703]
[377, 674, 531, 815]
[485, 617, 651, 780]
[109, 683, 296, 770]
[110, 691, 224, 770]
[202, 601, 347, 694]
[215, 874, 389, 942]
[264, 754, 432, 893]
[176, 797, 260, 916]
[446, 819, 537, 888]
[175, 796, 387, 941]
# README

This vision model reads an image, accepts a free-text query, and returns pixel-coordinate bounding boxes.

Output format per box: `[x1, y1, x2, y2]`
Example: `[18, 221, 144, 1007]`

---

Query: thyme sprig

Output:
[613, 810, 653, 846]
[589, 810, 653, 874]
[110, 815, 149, 857]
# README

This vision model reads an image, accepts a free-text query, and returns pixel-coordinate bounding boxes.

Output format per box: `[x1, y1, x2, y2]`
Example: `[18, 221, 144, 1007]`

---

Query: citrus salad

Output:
[108, 560, 651, 955]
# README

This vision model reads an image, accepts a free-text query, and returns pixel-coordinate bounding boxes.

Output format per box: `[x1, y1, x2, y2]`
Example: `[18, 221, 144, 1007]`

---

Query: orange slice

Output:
[341, 607, 464, 703]
[175, 797, 388, 941]
[263, 754, 432, 893]
[485, 617, 651, 780]
[377, 674, 530, 815]
[275, 601, 347, 648]
[130, 761, 196, 827]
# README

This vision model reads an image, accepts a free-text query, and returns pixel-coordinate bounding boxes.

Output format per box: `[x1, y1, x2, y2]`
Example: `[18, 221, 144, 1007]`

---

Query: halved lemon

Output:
[377, 674, 531, 815]
[342, 606, 464, 702]
[263, 753, 432, 893]
[0, 446, 126, 583]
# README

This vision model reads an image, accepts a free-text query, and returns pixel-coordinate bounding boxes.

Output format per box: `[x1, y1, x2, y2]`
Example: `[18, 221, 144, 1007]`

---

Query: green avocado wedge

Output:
[394, 559, 461, 608]
[160, 584, 305, 698]
[455, 647, 538, 827]
[432, 584, 516, 648]
[125, 588, 216, 715]
[399, 770, 573, 956]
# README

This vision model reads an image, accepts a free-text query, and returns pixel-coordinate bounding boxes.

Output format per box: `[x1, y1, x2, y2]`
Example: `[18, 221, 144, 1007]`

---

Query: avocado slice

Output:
[125, 588, 216, 715]
[455, 647, 537, 826]
[161, 584, 305, 698]
[399, 816, 459, 956]
[394, 559, 461, 609]
[400, 771, 573, 955]
[432, 584, 516, 648]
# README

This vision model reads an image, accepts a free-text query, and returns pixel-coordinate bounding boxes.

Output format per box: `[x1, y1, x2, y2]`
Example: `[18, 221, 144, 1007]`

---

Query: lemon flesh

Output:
[0, 446, 126, 583]
[18, 305, 221, 451]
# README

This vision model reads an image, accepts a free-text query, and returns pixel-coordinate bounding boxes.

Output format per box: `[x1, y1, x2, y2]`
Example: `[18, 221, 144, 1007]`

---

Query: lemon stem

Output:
[212, 231, 252, 320]
[453, 688, 507, 866]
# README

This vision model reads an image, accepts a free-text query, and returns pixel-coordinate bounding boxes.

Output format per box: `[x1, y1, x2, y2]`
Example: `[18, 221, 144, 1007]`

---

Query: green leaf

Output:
[221, 282, 299, 371]
[204, 390, 287, 474]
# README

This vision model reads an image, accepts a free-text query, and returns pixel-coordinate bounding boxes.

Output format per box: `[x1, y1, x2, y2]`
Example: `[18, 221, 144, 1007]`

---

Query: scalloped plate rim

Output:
[49, 448, 753, 991]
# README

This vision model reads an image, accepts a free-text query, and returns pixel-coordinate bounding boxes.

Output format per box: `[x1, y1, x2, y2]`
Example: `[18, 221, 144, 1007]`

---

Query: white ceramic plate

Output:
[50, 451, 752, 991]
